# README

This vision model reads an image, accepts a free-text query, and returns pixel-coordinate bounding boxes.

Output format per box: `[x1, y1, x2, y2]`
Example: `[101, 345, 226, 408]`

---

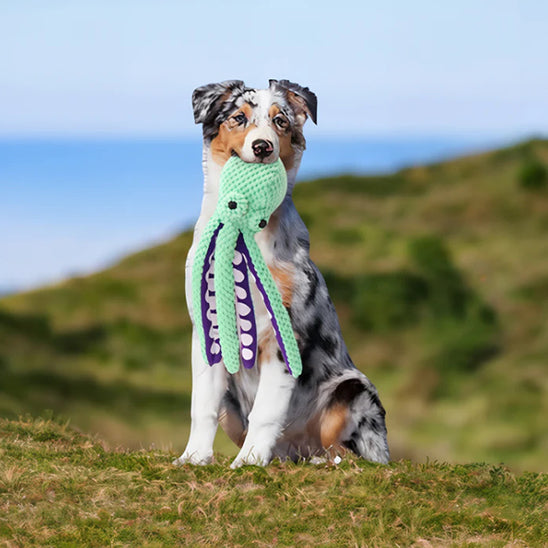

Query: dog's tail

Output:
[320, 370, 390, 463]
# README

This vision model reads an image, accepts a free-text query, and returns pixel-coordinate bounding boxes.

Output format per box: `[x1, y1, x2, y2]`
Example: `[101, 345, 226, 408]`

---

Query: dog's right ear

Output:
[192, 80, 246, 125]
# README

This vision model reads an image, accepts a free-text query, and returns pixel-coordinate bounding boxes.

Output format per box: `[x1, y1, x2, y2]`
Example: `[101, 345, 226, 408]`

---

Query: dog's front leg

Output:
[231, 359, 295, 468]
[174, 329, 227, 465]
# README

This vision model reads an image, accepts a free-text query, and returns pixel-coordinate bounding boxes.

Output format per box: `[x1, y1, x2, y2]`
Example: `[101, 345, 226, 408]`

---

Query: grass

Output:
[0, 138, 547, 471]
[1, 416, 546, 547]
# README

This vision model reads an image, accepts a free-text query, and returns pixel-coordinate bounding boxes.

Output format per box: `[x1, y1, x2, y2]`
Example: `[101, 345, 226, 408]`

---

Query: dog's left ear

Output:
[269, 79, 317, 125]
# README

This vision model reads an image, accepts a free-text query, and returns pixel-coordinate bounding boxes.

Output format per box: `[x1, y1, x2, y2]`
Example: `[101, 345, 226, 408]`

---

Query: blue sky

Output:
[0, 1, 547, 290]
[1, 0, 547, 138]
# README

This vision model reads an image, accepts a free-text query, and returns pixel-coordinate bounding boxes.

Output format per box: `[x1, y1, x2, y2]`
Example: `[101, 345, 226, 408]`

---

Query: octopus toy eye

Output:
[258, 219, 267, 229]
[228, 201, 237, 210]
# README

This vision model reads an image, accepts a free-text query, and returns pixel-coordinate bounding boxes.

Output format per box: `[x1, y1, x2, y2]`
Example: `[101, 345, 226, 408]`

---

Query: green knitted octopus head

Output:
[216, 156, 288, 232]
[192, 156, 302, 378]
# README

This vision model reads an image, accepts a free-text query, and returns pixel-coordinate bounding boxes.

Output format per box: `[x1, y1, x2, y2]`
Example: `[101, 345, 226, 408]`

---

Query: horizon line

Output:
[0, 131, 544, 143]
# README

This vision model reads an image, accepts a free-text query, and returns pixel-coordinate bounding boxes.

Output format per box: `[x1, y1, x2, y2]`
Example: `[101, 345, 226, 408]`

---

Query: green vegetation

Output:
[1, 138, 547, 472]
[517, 157, 548, 190]
[1, 416, 546, 547]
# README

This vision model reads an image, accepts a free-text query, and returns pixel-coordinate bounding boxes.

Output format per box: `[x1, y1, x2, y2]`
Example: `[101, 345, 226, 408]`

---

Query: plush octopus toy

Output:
[192, 156, 302, 378]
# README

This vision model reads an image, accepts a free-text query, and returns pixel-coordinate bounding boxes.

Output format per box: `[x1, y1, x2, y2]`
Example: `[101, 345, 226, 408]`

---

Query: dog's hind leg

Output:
[174, 329, 228, 466]
[230, 359, 296, 468]
[218, 390, 247, 448]
[320, 373, 390, 464]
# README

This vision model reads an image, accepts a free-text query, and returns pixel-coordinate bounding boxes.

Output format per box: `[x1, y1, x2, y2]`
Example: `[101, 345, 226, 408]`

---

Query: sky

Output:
[1, 0, 547, 138]
[0, 1, 547, 291]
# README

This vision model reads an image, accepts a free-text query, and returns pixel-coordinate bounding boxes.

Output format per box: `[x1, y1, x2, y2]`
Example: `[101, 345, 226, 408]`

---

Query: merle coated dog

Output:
[174, 80, 389, 467]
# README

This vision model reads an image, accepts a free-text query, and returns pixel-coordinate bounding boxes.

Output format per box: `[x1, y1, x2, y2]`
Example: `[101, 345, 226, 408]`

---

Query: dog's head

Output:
[192, 79, 317, 172]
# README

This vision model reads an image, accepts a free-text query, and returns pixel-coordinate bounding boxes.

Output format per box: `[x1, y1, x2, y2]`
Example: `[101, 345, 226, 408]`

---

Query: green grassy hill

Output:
[1, 416, 546, 547]
[1, 139, 547, 471]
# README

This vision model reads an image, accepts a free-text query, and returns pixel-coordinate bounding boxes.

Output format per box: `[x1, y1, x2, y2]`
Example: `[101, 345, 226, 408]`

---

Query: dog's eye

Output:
[228, 201, 237, 210]
[232, 113, 247, 125]
[258, 219, 267, 229]
[274, 116, 288, 129]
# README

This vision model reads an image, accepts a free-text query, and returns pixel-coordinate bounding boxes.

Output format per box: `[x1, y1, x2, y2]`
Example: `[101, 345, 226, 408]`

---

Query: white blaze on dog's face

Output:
[235, 90, 281, 164]
[192, 80, 317, 173]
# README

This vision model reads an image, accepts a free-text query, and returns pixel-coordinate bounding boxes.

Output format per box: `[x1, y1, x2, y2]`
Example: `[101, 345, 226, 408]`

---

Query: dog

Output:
[174, 79, 389, 468]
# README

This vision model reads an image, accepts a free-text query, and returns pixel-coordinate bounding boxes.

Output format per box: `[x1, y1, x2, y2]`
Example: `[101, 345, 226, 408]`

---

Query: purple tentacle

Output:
[201, 224, 223, 365]
[234, 235, 257, 369]
[237, 234, 293, 375]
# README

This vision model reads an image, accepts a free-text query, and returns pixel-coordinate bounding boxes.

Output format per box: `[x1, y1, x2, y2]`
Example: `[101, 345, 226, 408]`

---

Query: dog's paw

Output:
[230, 447, 270, 469]
[173, 450, 213, 466]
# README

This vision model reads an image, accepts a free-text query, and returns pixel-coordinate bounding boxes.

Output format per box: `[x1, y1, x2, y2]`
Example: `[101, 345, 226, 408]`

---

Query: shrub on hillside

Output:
[0, 308, 51, 339]
[408, 236, 469, 318]
[517, 159, 547, 190]
[353, 272, 428, 331]
[407, 236, 500, 374]
[429, 306, 500, 379]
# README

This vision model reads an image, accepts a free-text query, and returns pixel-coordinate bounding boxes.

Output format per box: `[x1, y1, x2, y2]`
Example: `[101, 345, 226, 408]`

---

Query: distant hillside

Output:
[1, 139, 547, 471]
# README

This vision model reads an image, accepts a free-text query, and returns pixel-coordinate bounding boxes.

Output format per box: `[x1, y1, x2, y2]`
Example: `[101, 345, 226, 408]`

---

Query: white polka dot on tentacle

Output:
[241, 333, 253, 346]
[239, 318, 252, 331]
[210, 342, 220, 355]
[234, 269, 244, 283]
[235, 286, 247, 300]
[233, 250, 243, 266]
[242, 348, 253, 361]
[236, 302, 251, 316]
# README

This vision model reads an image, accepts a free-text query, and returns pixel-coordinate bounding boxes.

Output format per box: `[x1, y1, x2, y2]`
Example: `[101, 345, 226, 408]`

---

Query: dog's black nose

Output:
[252, 139, 273, 159]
